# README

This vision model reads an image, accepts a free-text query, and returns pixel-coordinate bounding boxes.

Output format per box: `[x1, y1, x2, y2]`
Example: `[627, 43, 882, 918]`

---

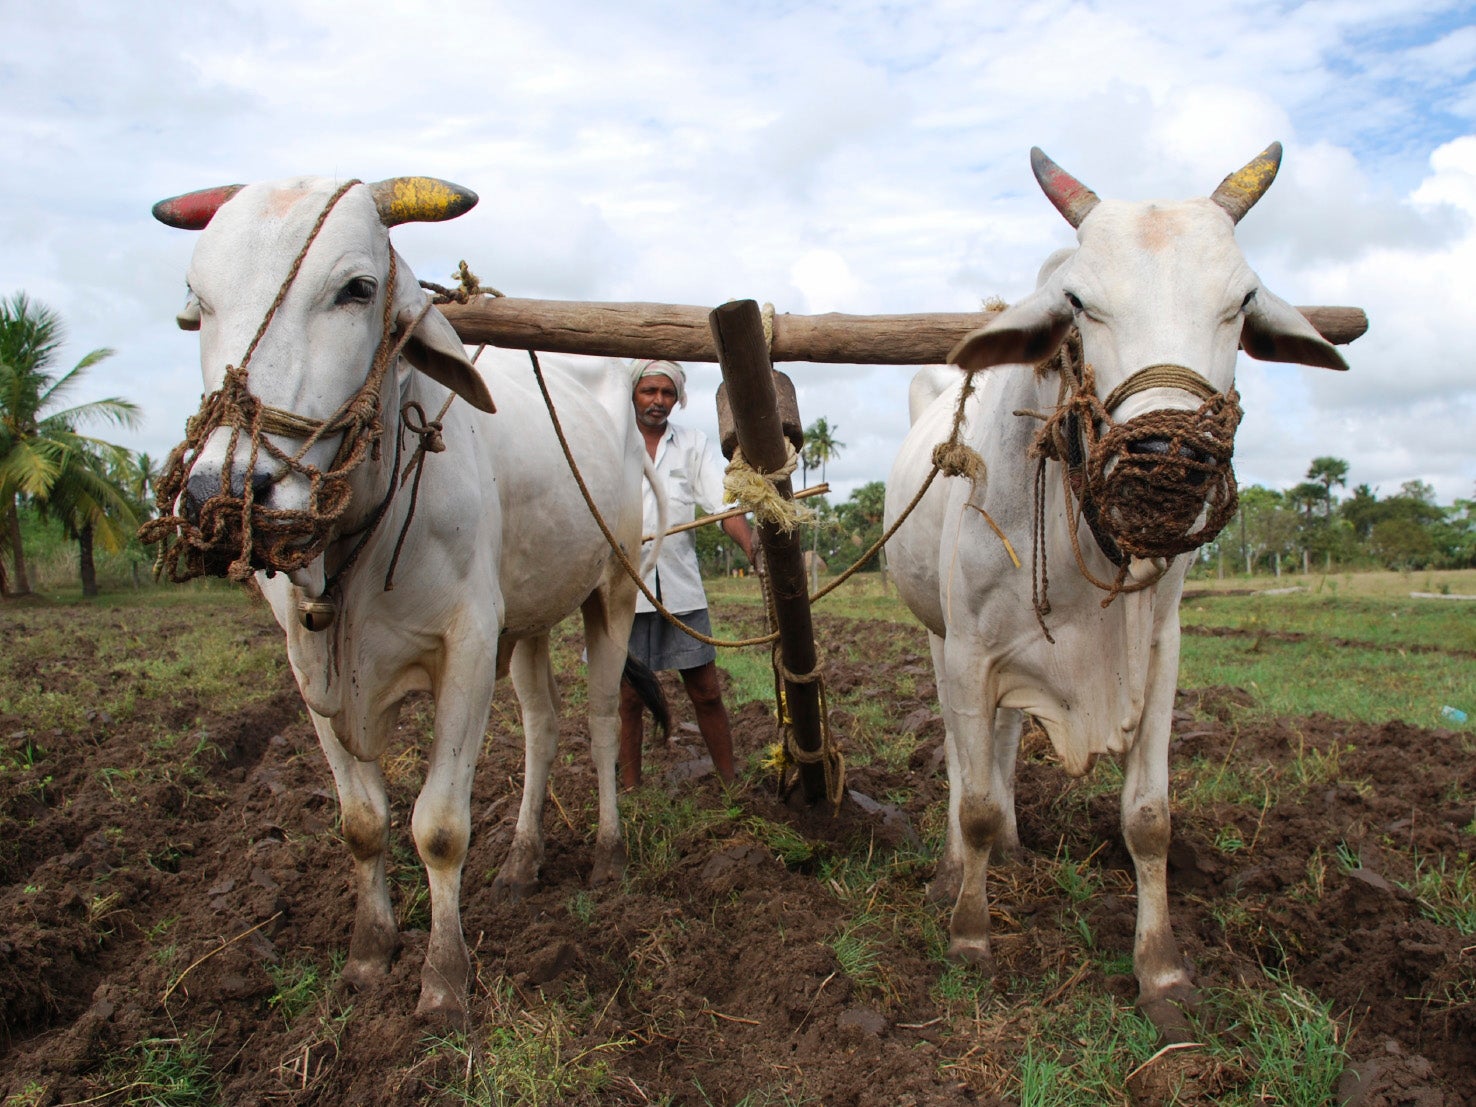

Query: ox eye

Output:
[1241, 289, 1258, 312]
[1065, 291, 1084, 313]
[337, 276, 377, 306]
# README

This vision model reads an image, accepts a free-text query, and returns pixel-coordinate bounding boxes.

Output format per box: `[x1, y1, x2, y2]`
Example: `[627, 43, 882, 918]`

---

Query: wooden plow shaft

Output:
[441, 298, 1369, 363]
[710, 300, 831, 807]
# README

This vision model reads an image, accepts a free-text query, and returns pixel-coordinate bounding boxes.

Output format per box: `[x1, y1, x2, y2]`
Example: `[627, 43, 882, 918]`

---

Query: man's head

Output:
[630, 359, 687, 432]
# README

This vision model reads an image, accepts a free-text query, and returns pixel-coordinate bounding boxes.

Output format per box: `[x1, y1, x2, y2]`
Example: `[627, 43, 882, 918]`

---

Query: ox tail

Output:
[639, 452, 668, 579]
[622, 654, 671, 740]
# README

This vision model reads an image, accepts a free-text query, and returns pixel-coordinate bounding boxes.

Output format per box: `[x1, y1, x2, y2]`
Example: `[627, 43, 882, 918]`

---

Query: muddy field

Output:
[1, 592, 1472, 1105]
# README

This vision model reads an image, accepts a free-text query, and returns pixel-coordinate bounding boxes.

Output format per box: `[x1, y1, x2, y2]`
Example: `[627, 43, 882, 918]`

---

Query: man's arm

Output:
[720, 513, 756, 566]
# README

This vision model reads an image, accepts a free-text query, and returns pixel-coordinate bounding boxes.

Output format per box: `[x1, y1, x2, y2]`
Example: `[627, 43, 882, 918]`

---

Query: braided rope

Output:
[1019, 330, 1243, 637]
[723, 444, 813, 534]
[142, 181, 417, 584]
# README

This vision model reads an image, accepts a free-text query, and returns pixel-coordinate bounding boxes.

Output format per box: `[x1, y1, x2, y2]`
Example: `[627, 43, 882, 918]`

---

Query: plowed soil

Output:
[1, 594, 1472, 1105]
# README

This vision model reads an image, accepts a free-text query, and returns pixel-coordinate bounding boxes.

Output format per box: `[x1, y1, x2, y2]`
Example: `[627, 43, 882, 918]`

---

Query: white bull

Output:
[884, 144, 1347, 1034]
[150, 176, 658, 1020]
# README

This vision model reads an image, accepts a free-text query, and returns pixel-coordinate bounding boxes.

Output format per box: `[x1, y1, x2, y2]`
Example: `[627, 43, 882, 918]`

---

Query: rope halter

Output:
[142, 180, 416, 586]
[1021, 329, 1242, 627]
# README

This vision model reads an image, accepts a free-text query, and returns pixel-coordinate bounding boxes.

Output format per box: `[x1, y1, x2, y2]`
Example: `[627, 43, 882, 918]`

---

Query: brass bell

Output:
[298, 597, 337, 632]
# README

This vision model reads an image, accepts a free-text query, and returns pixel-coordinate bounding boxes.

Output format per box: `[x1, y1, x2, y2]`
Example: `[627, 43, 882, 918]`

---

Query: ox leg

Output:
[492, 636, 558, 902]
[581, 588, 629, 888]
[990, 708, 1024, 860]
[927, 632, 963, 906]
[1121, 637, 1196, 1040]
[411, 658, 497, 1021]
[312, 713, 400, 989]
[940, 637, 1007, 969]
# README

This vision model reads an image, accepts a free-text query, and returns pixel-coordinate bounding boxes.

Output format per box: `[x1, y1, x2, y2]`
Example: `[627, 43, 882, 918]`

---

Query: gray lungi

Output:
[627, 609, 717, 672]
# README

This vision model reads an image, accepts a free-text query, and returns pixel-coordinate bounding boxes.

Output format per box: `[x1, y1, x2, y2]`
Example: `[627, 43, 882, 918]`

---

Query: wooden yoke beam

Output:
[440, 298, 1368, 364]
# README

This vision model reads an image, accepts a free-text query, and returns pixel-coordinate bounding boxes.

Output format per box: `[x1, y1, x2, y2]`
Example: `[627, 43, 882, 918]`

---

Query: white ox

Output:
[151, 176, 657, 1020]
[884, 145, 1347, 1034]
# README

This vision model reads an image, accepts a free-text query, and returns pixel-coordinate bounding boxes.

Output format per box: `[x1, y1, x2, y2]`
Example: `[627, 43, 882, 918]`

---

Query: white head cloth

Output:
[629, 359, 688, 408]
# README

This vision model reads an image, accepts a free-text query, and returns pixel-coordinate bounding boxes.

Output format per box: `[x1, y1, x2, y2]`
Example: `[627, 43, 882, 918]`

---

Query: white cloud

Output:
[2, 0, 1473, 517]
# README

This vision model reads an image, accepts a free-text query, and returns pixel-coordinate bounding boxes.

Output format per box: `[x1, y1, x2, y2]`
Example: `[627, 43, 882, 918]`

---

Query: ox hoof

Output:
[415, 989, 469, 1029]
[589, 844, 629, 889]
[926, 862, 962, 907]
[945, 937, 995, 973]
[1138, 983, 1199, 1044]
[340, 956, 393, 992]
[491, 873, 540, 904]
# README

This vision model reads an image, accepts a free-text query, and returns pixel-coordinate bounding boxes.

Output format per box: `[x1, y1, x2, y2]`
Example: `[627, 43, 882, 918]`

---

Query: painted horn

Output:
[367, 177, 479, 227]
[152, 185, 246, 230]
[1030, 147, 1101, 229]
[1209, 142, 1283, 224]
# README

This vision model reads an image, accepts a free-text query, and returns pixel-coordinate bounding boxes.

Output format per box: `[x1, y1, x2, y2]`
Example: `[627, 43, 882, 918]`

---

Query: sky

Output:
[2, 0, 1474, 507]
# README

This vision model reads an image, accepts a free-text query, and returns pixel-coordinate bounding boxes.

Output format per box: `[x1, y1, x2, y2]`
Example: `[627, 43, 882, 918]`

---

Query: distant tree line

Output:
[697, 445, 1476, 582]
[1197, 456, 1474, 576]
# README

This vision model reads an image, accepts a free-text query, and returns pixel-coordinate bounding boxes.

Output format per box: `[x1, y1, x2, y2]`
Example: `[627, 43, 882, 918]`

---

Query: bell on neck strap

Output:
[298, 597, 337, 632]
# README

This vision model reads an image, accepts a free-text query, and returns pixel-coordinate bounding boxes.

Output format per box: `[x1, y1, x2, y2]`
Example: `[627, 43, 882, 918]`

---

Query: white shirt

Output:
[637, 422, 730, 614]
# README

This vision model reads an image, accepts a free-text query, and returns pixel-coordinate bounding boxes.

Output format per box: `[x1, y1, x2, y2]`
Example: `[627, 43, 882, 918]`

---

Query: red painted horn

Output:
[1030, 148, 1100, 229]
[152, 185, 246, 230]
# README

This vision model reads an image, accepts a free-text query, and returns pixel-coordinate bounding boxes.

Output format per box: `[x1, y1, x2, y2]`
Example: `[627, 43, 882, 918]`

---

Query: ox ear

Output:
[400, 306, 497, 412]
[1241, 286, 1348, 371]
[390, 249, 495, 411]
[948, 285, 1076, 371]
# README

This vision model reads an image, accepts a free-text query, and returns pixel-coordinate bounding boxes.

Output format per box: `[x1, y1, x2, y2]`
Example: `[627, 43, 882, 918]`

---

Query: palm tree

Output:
[0, 292, 136, 596]
[1305, 457, 1349, 518]
[801, 418, 845, 589]
[38, 440, 140, 596]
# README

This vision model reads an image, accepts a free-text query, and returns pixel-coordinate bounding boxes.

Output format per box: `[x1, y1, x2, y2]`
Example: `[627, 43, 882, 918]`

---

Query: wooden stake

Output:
[709, 300, 831, 807]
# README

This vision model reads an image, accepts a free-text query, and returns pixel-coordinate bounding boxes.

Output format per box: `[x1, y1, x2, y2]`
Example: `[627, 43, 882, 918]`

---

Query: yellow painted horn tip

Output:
[378, 177, 478, 224]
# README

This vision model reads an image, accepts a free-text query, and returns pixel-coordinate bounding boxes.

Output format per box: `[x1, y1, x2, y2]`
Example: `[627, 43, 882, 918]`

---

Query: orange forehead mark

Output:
[1135, 207, 1186, 252]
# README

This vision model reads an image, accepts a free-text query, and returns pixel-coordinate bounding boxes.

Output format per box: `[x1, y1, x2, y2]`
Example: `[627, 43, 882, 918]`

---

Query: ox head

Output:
[946, 144, 1347, 562]
[149, 176, 488, 586]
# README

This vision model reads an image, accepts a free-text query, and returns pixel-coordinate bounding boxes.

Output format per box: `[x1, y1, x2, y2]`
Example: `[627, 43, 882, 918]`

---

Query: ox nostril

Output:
[182, 468, 274, 522]
[1127, 438, 1215, 485]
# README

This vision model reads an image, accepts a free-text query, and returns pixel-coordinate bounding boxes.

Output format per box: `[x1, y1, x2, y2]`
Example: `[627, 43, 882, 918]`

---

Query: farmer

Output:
[619, 359, 756, 789]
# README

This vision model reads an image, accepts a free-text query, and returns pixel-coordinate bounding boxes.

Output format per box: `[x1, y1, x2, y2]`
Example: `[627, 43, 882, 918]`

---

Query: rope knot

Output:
[401, 401, 447, 455]
[931, 440, 986, 484]
[723, 444, 813, 534]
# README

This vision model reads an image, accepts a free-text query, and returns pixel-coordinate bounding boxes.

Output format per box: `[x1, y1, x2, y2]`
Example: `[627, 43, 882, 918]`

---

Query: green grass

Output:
[1404, 850, 1476, 934]
[0, 584, 286, 736]
[102, 1034, 219, 1106]
[427, 981, 632, 1106]
[714, 570, 1476, 729]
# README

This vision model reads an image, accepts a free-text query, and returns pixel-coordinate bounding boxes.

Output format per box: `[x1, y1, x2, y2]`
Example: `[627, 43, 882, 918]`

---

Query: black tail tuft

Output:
[622, 655, 671, 740]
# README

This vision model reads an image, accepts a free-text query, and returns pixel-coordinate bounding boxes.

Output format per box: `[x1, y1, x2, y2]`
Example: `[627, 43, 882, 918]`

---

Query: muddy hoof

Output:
[945, 937, 995, 973]
[589, 844, 629, 889]
[415, 990, 468, 1029]
[491, 874, 540, 903]
[926, 871, 961, 907]
[1138, 993, 1198, 1044]
[340, 955, 393, 992]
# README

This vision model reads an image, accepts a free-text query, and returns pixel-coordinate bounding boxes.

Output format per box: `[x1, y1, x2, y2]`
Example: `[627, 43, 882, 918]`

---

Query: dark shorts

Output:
[627, 609, 717, 672]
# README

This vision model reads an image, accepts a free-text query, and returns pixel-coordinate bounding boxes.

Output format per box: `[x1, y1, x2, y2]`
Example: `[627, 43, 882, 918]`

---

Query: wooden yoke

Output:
[439, 298, 1369, 363]
[710, 300, 832, 808]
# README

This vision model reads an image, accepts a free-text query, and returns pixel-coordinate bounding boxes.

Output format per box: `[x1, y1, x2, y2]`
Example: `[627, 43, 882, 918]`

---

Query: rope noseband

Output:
[1020, 329, 1242, 638]
[141, 182, 439, 627]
